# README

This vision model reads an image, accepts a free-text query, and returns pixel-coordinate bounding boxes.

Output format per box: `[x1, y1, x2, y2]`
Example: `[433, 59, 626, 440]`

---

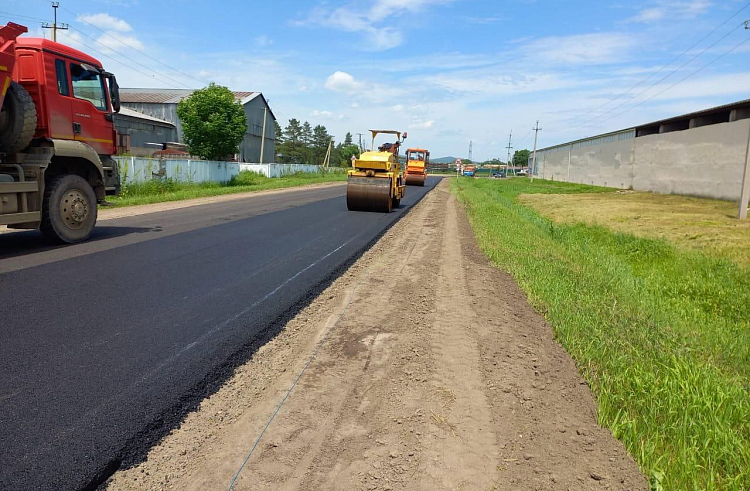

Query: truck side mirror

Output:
[107, 74, 121, 113]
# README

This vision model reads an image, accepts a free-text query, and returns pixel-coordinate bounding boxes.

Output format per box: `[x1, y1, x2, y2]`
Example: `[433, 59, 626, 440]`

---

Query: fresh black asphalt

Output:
[0, 177, 440, 490]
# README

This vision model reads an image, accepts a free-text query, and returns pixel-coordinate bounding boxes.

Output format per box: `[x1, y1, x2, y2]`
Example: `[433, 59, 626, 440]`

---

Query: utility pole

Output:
[468, 141, 473, 163]
[259, 106, 267, 163]
[506, 131, 513, 176]
[740, 20, 750, 219]
[42, 2, 68, 42]
[322, 138, 334, 168]
[530, 121, 542, 182]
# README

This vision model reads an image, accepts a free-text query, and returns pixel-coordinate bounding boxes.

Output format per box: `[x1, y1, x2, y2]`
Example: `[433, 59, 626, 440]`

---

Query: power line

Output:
[583, 34, 750, 129]
[0, 9, 189, 88]
[65, 26, 186, 89]
[559, 0, 750, 124]
[0, 10, 48, 23]
[568, 21, 747, 131]
[66, 24, 190, 88]
[59, 5, 209, 87]
[41, 2, 67, 42]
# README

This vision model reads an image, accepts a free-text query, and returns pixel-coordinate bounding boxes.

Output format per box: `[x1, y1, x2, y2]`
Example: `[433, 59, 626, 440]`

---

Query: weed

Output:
[453, 177, 750, 490]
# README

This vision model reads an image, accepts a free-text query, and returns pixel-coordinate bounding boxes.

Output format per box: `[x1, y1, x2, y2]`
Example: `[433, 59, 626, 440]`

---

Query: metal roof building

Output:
[119, 88, 277, 163]
[113, 107, 178, 157]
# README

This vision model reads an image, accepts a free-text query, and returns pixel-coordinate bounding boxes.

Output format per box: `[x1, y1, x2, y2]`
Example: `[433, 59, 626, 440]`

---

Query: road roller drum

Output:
[347, 176, 393, 212]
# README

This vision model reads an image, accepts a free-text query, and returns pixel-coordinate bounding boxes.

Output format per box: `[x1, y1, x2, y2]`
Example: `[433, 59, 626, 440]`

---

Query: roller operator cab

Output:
[405, 148, 429, 186]
[346, 130, 407, 213]
[0, 22, 121, 243]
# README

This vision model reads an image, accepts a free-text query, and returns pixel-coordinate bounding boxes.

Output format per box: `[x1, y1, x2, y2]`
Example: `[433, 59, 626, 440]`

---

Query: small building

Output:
[113, 107, 178, 156]
[119, 88, 277, 163]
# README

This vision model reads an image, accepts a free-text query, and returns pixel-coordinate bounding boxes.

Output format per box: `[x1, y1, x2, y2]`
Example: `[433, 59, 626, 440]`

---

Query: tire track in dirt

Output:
[418, 188, 500, 489]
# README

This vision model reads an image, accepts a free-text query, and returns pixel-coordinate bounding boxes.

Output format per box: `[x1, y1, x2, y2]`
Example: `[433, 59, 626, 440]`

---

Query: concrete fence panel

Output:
[533, 119, 749, 201]
[632, 119, 750, 201]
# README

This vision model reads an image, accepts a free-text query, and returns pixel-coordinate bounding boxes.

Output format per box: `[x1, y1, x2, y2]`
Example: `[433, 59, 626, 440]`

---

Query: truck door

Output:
[47, 57, 74, 139]
[68, 62, 114, 155]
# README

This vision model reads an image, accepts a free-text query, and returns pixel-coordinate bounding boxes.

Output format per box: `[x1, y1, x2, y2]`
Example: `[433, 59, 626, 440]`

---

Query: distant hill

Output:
[431, 156, 461, 164]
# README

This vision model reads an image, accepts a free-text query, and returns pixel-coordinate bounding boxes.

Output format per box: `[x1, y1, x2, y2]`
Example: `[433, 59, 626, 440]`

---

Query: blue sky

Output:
[4, 0, 750, 159]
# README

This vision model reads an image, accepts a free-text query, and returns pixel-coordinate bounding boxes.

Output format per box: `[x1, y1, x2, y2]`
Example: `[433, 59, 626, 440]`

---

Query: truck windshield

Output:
[70, 63, 107, 111]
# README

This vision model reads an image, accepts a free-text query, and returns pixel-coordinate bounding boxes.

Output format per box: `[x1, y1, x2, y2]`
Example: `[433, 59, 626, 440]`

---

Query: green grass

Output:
[106, 170, 346, 207]
[453, 177, 750, 491]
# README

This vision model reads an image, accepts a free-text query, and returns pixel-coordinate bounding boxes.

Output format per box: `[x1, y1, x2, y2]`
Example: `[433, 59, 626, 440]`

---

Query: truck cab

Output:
[0, 22, 121, 243]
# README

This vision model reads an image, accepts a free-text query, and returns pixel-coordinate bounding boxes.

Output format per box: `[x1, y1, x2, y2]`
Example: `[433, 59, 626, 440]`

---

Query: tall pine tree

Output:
[279, 119, 304, 163]
[312, 125, 332, 164]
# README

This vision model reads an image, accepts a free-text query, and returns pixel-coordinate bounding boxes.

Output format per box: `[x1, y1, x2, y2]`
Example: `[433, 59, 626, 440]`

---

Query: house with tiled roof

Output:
[118, 88, 277, 162]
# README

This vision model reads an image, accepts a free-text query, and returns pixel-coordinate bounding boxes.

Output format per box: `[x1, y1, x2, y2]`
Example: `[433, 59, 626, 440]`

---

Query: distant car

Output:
[517, 169, 528, 176]
[491, 171, 506, 179]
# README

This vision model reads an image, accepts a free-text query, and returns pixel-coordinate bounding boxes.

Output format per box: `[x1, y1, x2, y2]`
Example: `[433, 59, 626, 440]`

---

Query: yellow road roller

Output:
[404, 148, 430, 186]
[347, 130, 407, 213]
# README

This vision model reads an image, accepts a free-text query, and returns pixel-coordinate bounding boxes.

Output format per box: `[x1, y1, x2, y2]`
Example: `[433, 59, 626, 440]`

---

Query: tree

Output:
[301, 121, 314, 163]
[176, 83, 247, 160]
[312, 124, 332, 164]
[344, 132, 353, 146]
[338, 144, 360, 166]
[274, 120, 283, 146]
[278, 118, 304, 163]
[513, 149, 531, 168]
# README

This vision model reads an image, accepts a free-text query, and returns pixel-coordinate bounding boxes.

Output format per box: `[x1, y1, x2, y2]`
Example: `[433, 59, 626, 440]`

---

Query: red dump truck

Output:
[0, 22, 120, 243]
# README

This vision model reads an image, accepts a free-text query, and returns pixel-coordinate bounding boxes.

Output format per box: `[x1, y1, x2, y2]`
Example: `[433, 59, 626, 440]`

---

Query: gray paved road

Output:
[0, 177, 440, 490]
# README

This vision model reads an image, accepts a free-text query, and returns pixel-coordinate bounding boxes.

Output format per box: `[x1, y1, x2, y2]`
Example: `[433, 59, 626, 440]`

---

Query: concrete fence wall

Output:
[114, 157, 340, 185]
[535, 119, 750, 201]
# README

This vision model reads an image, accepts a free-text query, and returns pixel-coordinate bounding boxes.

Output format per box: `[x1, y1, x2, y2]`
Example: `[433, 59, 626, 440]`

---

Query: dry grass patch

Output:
[519, 191, 750, 269]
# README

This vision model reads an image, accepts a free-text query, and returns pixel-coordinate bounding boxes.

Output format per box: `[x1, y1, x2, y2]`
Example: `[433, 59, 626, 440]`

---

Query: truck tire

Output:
[41, 175, 98, 244]
[0, 81, 37, 154]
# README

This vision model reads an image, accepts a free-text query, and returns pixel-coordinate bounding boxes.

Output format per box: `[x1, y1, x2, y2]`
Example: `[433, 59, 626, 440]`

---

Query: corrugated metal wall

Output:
[239, 97, 276, 164]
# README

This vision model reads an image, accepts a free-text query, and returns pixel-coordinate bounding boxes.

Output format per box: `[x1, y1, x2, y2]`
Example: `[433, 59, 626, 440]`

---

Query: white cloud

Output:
[409, 120, 435, 129]
[325, 71, 363, 92]
[96, 33, 145, 52]
[628, 1, 711, 23]
[463, 16, 504, 25]
[296, 0, 454, 50]
[254, 35, 273, 47]
[524, 32, 637, 65]
[77, 13, 133, 32]
[310, 109, 334, 117]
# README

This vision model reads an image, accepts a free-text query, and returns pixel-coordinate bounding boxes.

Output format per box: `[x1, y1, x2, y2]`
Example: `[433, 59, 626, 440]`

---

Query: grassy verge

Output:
[453, 177, 750, 491]
[106, 170, 347, 207]
[519, 191, 750, 269]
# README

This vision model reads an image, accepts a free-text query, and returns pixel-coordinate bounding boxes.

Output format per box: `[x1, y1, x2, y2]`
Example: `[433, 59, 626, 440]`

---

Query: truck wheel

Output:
[41, 175, 98, 244]
[0, 81, 37, 154]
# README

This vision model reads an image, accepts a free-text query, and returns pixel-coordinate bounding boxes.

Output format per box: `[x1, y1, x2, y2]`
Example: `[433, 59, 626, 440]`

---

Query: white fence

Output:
[114, 157, 342, 185]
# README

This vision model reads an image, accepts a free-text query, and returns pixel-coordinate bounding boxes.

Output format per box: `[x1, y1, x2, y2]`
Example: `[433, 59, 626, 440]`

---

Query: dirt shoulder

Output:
[105, 179, 646, 491]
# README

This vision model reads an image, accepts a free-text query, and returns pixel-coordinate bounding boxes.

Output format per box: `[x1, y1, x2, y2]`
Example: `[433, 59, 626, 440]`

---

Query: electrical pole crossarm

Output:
[41, 2, 68, 42]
